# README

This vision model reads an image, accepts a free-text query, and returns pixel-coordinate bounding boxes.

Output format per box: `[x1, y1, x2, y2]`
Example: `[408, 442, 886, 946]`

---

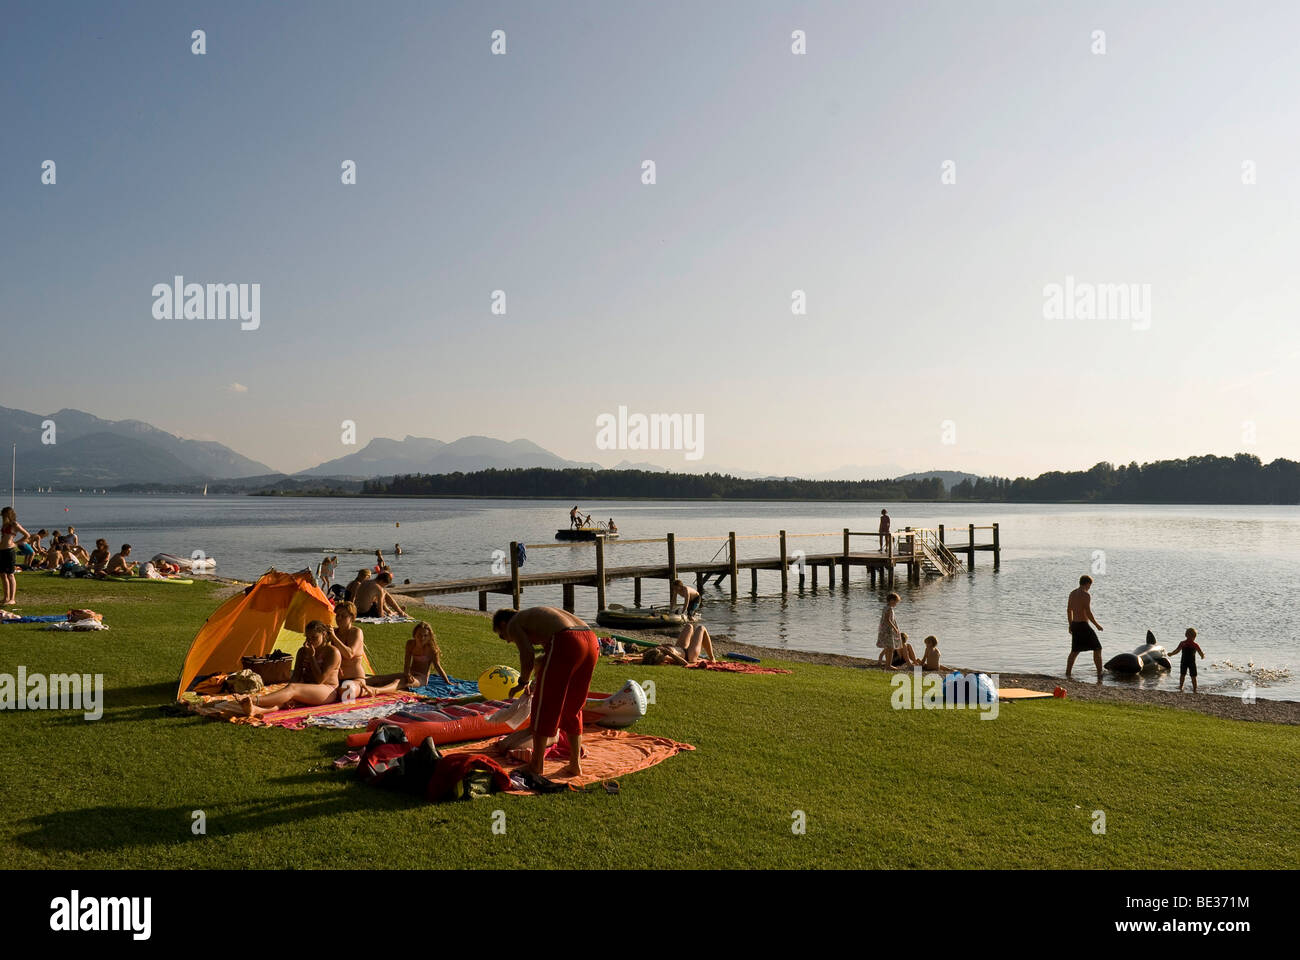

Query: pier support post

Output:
[842, 528, 850, 587]
[695, 573, 705, 591]
[779, 530, 788, 593]
[939, 523, 945, 545]
[751, 567, 758, 595]
[827, 560, 835, 588]
[478, 591, 487, 611]
[562, 583, 575, 612]
[728, 532, 738, 601]
[634, 577, 642, 606]
[993, 522, 1000, 569]
[509, 541, 521, 608]
[812, 564, 818, 589]
[870, 567, 876, 587]
[667, 532, 677, 606]
[968, 523, 975, 569]
[595, 536, 607, 611]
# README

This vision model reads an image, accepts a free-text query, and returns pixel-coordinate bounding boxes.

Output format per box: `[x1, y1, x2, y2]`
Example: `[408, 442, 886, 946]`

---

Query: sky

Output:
[4, 0, 1300, 479]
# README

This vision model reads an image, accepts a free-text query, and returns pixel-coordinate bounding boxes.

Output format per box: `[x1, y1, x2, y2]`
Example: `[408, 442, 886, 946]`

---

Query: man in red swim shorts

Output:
[492, 606, 600, 777]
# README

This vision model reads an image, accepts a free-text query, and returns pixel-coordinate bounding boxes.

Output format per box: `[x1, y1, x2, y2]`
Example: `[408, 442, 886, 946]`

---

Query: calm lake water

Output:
[12, 495, 1299, 701]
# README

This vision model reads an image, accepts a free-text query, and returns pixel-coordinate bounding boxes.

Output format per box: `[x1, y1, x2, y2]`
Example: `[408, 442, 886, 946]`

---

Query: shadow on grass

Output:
[16, 787, 421, 853]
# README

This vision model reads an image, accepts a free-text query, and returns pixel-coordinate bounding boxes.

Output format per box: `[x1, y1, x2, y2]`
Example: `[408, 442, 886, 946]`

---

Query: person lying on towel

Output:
[642, 624, 717, 665]
[493, 606, 599, 778]
[240, 621, 341, 715]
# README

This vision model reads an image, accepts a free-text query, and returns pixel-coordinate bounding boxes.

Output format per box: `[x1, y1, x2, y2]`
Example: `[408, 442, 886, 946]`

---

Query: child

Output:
[891, 631, 921, 668]
[402, 621, 449, 688]
[877, 592, 901, 669]
[919, 635, 941, 670]
[1169, 627, 1205, 693]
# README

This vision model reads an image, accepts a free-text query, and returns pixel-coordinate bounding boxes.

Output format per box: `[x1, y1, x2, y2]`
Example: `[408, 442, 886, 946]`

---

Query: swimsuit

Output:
[1177, 641, 1202, 678]
[530, 627, 599, 739]
[0, 548, 14, 575]
[1069, 621, 1101, 652]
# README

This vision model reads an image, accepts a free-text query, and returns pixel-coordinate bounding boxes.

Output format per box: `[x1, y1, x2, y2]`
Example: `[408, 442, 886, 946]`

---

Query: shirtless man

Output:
[88, 539, 111, 578]
[569, 505, 581, 529]
[670, 578, 702, 619]
[492, 606, 600, 778]
[241, 621, 341, 715]
[1066, 574, 1104, 681]
[353, 570, 407, 619]
[106, 544, 136, 577]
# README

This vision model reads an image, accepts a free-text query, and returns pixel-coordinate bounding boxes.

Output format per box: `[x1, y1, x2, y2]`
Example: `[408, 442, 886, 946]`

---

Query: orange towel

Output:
[441, 728, 695, 793]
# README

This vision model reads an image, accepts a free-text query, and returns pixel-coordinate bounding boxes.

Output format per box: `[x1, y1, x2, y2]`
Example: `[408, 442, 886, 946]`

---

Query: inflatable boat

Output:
[1104, 631, 1172, 675]
[596, 604, 688, 630]
[154, 553, 216, 570]
[345, 680, 648, 748]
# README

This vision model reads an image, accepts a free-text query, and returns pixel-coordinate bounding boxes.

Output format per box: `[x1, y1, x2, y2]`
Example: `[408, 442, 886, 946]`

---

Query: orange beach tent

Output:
[176, 568, 372, 698]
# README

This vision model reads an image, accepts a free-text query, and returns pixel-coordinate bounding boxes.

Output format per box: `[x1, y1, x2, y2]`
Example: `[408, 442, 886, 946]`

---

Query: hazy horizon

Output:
[6, 1, 1299, 477]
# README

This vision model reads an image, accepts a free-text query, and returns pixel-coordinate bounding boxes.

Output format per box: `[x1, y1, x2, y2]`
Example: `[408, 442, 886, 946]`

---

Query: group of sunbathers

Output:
[240, 603, 449, 716]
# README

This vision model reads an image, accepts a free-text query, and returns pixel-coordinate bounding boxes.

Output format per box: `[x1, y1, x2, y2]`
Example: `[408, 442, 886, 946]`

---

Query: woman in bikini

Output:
[240, 621, 342, 715]
[642, 623, 717, 665]
[1, 507, 31, 606]
[402, 621, 449, 688]
[326, 601, 401, 702]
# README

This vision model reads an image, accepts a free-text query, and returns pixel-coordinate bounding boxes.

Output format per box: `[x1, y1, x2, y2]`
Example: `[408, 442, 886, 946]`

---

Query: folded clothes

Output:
[45, 619, 109, 631]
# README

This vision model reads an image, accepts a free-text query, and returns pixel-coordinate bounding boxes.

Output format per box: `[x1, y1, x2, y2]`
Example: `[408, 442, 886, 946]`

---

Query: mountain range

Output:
[0, 405, 979, 489]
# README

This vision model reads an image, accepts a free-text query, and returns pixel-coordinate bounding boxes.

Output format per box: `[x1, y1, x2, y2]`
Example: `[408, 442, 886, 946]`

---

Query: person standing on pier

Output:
[1066, 575, 1104, 682]
[570, 505, 581, 529]
[493, 606, 600, 778]
[878, 509, 891, 552]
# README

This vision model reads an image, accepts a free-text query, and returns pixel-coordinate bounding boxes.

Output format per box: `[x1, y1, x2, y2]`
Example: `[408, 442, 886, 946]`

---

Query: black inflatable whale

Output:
[1104, 630, 1173, 675]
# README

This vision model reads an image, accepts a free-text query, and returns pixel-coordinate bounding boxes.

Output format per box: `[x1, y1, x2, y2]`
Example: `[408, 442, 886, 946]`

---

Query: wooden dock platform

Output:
[400, 523, 1000, 613]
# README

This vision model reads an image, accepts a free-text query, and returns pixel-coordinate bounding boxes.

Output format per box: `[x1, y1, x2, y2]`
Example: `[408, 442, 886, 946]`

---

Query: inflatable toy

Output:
[478, 665, 521, 700]
[1104, 631, 1172, 675]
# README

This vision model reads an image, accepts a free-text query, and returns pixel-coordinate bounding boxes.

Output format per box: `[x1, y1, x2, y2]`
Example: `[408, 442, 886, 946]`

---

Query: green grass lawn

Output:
[1, 573, 1296, 869]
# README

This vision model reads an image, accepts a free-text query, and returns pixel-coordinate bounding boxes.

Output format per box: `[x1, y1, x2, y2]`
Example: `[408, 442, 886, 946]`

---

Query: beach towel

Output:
[441, 728, 695, 794]
[685, 660, 791, 675]
[996, 687, 1055, 701]
[182, 690, 422, 728]
[408, 676, 480, 700]
[0, 614, 68, 624]
[355, 614, 416, 624]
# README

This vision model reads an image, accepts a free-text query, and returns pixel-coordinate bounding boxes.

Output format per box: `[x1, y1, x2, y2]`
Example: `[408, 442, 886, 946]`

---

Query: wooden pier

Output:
[401, 523, 1000, 614]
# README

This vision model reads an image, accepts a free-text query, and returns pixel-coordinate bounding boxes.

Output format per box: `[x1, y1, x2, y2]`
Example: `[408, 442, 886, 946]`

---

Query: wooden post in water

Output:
[751, 567, 758, 595]
[634, 577, 641, 606]
[967, 523, 976, 569]
[595, 535, 607, 611]
[509, 541, 521, 608]
[779, 530, 788, 593]
[728, 532, 738, 600]
[993, 522, 1001, 569]
[827, 560, 835, 588]
[562, 583, 575, 612]
[939, 523, 945, 545]
[842, 528, 850, 586]
[812, 564, 818, 589]
[478, 591, 487, 611]
[666, 532, 677, 605]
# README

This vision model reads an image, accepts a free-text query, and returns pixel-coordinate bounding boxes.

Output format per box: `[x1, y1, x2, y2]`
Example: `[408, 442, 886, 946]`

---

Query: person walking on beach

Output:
[1, 507, 31, 606]
[878, 509, 891, 552]
[1169, 628, 1205, 693]
[1066, 575, 1104, 681]
[493, 606, 600, 778]
[877, 591, 903, 669]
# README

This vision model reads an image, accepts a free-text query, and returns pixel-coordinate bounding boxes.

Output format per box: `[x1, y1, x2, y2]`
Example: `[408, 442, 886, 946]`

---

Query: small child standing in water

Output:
[1169, 627, 1205, 693]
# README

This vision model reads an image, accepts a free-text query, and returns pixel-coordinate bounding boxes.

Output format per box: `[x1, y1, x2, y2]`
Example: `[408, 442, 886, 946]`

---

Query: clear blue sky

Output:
[4, 1, 1299, 477]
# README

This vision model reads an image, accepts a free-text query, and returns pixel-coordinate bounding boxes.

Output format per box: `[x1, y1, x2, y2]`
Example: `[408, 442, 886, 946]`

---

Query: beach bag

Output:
[357, 725, 442, 794]
[241, 652, 294, 684]
[223, 669, 265, 695]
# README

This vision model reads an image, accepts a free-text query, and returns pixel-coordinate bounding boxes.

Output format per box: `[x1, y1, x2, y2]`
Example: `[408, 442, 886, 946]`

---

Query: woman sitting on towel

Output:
[326, 601, 401, 701]
[240, 621, 341, 715]
[642, 624, 717, 665]
[402, 621, 449, 688]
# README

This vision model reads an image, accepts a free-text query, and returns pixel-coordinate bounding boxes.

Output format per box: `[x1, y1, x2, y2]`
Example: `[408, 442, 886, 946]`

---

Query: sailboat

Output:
[203, 483, 208, 496]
